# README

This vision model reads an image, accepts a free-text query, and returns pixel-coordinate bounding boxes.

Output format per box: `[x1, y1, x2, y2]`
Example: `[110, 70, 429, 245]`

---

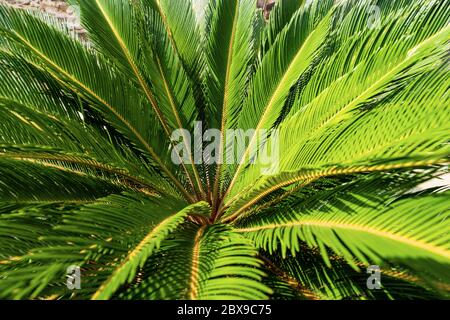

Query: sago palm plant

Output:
[0, 0, 449, 300]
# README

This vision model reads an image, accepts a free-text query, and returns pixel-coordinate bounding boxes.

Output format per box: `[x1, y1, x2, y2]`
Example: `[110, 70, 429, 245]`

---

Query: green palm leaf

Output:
[117, 224, 271, 300]
[223, 0, 450, 216]
[236, 190, 450, 286]
[91, 201, 209, 300]
[0, 0, 449, 300]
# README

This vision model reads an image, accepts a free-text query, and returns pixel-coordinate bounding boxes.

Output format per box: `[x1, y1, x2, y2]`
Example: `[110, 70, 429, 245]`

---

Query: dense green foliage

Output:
[0, 0, 449, 300]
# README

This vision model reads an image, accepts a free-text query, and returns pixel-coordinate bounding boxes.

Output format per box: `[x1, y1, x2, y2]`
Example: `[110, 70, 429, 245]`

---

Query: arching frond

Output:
[224, 0, 450, 216]
[236, 191, 450, 287]
[142, 0, 202, 81]
[224, 0, 334, 196]
[0, 193, 189, 299]
[267, 250, 443, 300]
[0, 158, 120, 202]
[203, 0, 258, 209]
[91, 201, 209, 300]
[77, 0, 205, 197]
[117, 224, 272, 300]
[0, 5, 191, 200]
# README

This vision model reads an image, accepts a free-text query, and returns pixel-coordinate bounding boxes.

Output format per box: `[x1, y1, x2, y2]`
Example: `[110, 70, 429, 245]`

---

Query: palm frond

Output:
[203, 0, 258, 210]
[0, 5, 191, 200]
[117, 224, 272, 300]
[91, 201, 210, 300]
[77, 0, 204, 197]
[224, 0, 450, 215]
[223, 0, 334, 197]
[267, 250, 444, 300]
[0, 158, 120, 202]
[0, 192, 189, 299]
[258, 0, 305, 57]
[236, 190, 450, 288]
